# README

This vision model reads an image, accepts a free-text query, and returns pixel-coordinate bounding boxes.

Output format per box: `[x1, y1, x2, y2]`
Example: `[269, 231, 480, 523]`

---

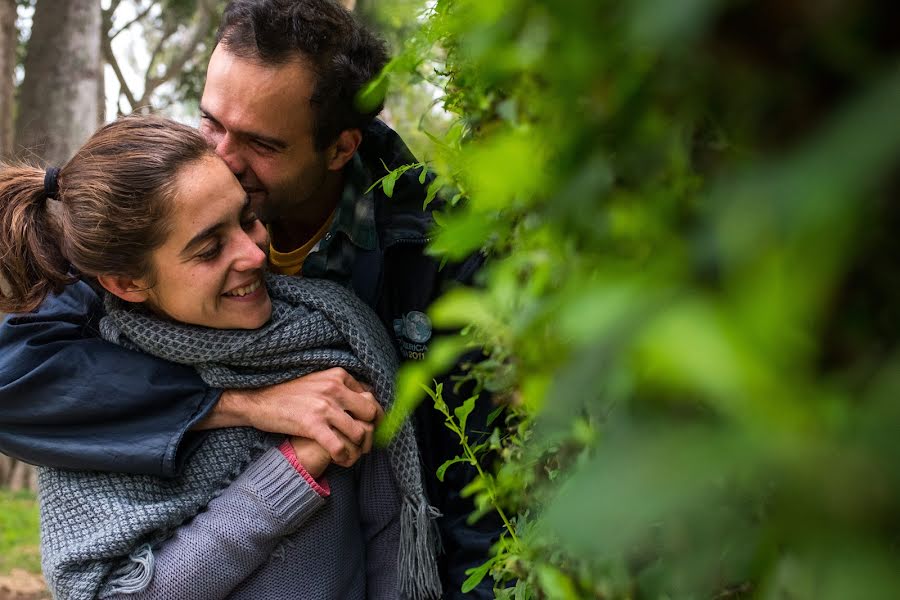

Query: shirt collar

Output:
[328, 153, 377, 251]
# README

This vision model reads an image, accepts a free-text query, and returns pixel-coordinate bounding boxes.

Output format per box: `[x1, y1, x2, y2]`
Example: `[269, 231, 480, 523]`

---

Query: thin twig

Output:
[109, 1, 157, 40]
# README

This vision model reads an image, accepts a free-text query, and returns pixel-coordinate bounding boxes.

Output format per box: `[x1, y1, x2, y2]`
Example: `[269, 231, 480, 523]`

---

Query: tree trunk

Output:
[0, 456, 38, 491]
[2, 0, 102, 492]
[15, 0, 101, 166]
[0, 0, 15, 295]
[0, 1, 23, 491]
[97, 41, 106, 126]
[0, 0, 15, 158]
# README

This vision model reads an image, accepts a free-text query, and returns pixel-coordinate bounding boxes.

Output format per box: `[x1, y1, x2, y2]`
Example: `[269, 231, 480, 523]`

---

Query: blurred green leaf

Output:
[428, 207, 500, 260]
[486, 405, 504, 427]
[535, 565, 579, 600]
[356, 70, 390, 114]
[462, 556, 498, 593]
[376, 336, 468, 445]
[429, 287, 497, 331]
[541, 426, 759, 554]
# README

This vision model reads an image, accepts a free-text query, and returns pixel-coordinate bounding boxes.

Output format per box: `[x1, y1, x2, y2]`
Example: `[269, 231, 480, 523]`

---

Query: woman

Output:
[0, 115, 440, 600]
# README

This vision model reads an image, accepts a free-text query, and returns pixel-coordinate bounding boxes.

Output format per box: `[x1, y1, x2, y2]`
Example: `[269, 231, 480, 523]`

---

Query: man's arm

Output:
[0, 282, 382, 475]
[202, 368, 382, 468]
[0, 281, 218, 476]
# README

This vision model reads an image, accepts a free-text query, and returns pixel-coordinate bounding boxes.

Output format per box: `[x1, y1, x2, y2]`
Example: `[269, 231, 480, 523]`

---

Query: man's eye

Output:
[241, 213, 260, 230]
[200, 114, 221, 130]
[251, 140, 275, 153]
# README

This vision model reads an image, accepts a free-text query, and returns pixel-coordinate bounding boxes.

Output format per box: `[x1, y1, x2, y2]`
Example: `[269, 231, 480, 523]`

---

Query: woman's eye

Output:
[197, 243, 222, 261]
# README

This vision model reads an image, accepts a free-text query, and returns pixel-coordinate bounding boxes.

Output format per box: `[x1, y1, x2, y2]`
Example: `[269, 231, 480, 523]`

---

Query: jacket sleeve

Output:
[355, 449, 402, 598]
[101, 447, 326, 600]
[0, 281, 219, 476]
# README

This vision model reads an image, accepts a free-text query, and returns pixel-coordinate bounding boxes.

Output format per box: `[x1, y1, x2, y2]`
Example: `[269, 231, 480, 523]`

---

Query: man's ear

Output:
[326, 128, 363, 171]
[96, 274, 152, 304]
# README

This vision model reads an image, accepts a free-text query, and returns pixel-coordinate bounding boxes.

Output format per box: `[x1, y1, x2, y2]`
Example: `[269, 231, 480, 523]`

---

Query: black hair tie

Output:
[44, 167, 60, 200]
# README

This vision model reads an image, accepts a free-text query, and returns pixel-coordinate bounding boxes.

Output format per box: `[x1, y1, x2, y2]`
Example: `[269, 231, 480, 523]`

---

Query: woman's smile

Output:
[223, 276, 265, 299]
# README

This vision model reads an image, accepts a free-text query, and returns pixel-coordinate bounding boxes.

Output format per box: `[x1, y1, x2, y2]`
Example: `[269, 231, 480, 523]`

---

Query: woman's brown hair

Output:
[0, 114, 212, 313]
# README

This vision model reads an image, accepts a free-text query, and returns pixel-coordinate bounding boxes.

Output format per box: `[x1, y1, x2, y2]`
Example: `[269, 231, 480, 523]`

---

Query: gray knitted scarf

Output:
[38, 274, 441, 600]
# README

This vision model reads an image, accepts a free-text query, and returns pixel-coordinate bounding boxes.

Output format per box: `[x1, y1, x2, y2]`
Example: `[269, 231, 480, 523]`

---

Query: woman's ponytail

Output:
[0, 165, 76, 313]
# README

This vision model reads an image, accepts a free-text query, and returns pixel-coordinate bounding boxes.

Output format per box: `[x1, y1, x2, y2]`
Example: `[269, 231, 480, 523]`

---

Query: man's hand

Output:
[196, 368, 382, 467]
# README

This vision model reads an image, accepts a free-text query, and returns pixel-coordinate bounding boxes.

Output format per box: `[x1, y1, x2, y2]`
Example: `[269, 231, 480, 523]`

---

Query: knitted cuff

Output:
[243, 447, 326, 529]
[278, 439, 331, 497]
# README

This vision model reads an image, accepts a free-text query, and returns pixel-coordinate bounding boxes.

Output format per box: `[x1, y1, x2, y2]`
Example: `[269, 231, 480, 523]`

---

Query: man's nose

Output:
[215, 133, 247, 176]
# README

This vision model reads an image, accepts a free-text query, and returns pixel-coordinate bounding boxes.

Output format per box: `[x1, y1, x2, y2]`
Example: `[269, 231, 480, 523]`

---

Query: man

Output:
[0, 0, 495, 597]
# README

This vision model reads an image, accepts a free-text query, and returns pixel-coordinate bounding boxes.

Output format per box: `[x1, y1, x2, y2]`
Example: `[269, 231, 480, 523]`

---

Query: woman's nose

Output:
[233, 230, 267, 271]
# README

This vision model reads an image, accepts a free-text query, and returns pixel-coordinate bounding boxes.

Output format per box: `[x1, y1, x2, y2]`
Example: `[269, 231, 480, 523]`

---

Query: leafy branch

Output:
[424, 381, 520, 593]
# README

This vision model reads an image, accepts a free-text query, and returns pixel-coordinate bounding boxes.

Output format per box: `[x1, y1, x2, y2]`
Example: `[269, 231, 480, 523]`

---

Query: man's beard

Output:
[259, 164, 328, 226]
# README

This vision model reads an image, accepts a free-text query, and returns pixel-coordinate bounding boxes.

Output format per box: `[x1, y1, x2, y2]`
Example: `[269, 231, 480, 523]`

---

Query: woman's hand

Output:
[289, 436, 332, 479]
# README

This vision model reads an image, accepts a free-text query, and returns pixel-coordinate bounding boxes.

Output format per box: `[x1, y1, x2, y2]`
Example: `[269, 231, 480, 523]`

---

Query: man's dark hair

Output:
[217, 0, 389, 150]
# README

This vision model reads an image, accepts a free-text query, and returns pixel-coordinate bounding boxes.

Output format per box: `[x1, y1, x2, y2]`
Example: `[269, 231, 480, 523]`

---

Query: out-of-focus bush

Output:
[374, 1, 900, 597]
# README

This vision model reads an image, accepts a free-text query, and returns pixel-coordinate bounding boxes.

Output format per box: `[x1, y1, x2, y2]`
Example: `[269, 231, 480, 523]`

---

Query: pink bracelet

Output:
[278, 439, 331, 497]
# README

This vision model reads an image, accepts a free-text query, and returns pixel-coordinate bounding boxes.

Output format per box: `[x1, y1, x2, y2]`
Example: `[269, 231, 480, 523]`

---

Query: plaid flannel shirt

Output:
[300, 153, 378, 285]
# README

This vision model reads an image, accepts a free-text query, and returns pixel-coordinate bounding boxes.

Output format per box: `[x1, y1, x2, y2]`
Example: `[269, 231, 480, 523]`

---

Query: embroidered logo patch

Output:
[393, 311, 432, 360]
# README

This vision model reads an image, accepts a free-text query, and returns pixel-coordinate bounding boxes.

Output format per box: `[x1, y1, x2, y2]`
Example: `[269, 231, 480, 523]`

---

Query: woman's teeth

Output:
[224, 279, 261, 297]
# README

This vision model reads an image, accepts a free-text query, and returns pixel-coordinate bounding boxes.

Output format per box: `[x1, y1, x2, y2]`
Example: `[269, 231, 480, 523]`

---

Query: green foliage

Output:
[0, 489, 41, 574]
[373, 0, 900, 597]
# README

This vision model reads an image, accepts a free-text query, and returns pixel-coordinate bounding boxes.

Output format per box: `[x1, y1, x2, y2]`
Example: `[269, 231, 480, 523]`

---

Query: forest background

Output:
[2, 1, 900, 599]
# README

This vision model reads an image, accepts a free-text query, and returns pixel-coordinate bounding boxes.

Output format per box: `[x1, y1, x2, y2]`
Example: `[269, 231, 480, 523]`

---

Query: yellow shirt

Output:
[267, 211, 336, 276]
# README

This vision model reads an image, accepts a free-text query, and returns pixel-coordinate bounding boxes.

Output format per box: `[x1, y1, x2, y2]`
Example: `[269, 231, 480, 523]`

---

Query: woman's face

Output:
[137, 155, 272, 329]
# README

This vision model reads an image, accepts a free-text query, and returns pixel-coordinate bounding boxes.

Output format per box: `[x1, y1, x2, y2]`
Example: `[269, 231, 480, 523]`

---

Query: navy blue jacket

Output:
[0, 121, 497, 598]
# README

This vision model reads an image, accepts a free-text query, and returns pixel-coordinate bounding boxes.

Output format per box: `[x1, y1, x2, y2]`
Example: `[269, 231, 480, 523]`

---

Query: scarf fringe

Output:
[102, 544, 154, 597]
[398, 496, 443, 600]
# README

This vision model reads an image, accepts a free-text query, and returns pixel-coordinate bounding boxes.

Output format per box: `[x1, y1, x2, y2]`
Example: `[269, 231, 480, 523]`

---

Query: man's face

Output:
[199, 45, 328, 223]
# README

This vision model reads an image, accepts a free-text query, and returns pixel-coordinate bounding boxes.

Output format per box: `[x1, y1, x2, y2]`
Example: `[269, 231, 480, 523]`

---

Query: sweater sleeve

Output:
[101, 447, 326, 600]
[355, 449, 403, 599]
[0, 282, 218, 476]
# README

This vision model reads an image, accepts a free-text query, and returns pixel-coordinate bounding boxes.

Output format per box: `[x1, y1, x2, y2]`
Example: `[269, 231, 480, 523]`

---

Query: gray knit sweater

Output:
[99, 446, 401, 599]
[38, 275, 439, 600]
[40, 437, 403, 600]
